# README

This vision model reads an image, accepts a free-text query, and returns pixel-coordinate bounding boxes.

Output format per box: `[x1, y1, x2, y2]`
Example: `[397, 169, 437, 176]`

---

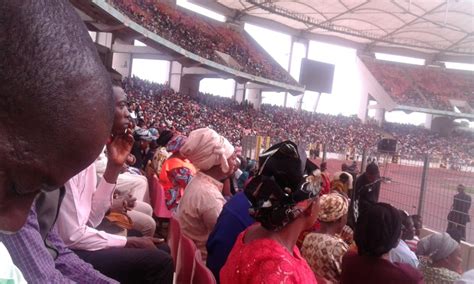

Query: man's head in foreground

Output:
[0, 0, 115, 232]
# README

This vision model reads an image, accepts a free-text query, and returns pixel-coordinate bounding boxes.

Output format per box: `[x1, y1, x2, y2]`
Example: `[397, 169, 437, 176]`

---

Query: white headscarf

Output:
[417, 232, 459, 262]
[180, 128, 234, 172]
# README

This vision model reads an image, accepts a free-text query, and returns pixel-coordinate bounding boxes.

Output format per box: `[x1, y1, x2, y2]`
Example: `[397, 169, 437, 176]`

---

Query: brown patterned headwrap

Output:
[318, 193, 348, 222]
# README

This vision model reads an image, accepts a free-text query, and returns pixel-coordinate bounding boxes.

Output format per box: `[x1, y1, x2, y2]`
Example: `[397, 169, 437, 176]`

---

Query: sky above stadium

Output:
[130, 0, 473, 128]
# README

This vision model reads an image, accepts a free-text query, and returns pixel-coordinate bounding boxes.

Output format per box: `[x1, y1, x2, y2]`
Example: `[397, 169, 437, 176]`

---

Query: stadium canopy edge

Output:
[72, 0, 305, 95]
[395, 105, 474, 120]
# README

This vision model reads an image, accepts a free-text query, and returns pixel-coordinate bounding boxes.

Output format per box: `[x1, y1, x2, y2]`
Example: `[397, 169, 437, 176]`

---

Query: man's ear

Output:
[0, 174, 37, 232]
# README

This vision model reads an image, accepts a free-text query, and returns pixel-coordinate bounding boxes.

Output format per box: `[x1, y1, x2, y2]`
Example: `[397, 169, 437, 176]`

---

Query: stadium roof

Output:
[194, 0, 474, 63]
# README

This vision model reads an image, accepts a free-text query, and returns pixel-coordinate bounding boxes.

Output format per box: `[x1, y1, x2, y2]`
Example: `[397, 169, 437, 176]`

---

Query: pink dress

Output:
[220, 228, 318, 284]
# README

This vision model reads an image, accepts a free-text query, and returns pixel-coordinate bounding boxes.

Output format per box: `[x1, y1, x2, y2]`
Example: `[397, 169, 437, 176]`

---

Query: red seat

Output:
[192, 251, 217, 284]
[176, 234, 197, 284]
[150, 174, 172, 218]
[168, 215, 181, 268]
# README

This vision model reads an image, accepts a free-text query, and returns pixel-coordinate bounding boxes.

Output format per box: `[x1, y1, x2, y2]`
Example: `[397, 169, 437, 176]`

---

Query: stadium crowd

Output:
[362, 57, 474, 111]
[2, 1, 474, 284]
[124, 77, 474, 162]
[108, 0, 298, 86]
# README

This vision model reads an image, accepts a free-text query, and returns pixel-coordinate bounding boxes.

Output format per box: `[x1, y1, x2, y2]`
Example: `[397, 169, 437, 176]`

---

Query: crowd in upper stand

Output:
[109, 0, 473, 113]
[108, 0, 298, 86]
[124, 77, 474, 163]
[362, 57, 474, 111]
[3, 2, 474, 284]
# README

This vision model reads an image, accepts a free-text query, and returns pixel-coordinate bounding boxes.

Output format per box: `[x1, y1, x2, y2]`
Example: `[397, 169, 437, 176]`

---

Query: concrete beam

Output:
[182, 67, 220, 76]
[395, 105, 474, 119]
[112, 43, 170, 56]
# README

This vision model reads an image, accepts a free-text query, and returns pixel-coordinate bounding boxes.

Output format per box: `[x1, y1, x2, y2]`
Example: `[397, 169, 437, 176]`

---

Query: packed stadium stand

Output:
[108, 0, 299, 86]
[124, 77, 474, 162]
[3, 1, 474, 284]
[361, 57, 474, 112]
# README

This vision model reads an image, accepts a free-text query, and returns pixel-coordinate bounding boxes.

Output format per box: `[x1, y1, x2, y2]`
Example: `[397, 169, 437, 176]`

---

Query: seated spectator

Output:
[149, 129, 173, 176]
[206, 191, 255, 283]
[331, 172, 351, 197]
[340, 203, 424, 284]
[220, 141, 321, 284]
[406, 214, 423, 252]
[389, 210, 419, 268]
[159, 134, 196, 210]
[301, 193, 349, 283]
[333, 163, 354, 193]
[0, 0, 118, 282]
[320, 162, 331, 195]
[417, 232, 462, 283]
[412, 215, 423, 237]
[237, 160, 256, 191]
[130, 129, 154, 170]
[55, 84, 173, 284]
[177, 128, 236, 260]
[225, 155, 245, 195]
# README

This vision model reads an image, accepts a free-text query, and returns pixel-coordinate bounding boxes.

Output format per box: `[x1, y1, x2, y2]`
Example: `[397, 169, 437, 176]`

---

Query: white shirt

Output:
[389, 239, 419, 268]
[56, 163, 127, 251]
[177, 172, 226, 260]
[0, 242, 27, 284]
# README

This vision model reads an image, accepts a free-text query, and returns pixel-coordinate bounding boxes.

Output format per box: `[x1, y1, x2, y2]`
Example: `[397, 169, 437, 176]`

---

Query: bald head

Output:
[0, 0, 114, 231]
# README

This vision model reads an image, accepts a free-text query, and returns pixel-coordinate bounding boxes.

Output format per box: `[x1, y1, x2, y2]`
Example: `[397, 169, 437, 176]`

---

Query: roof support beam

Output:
[366, 2, 446, 49]
[306, 0, 369, 31]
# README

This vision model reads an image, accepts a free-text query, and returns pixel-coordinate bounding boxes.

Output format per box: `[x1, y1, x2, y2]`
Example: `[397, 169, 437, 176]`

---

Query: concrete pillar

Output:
[111, 38, 133, 78]
[295, 39, 310, 112]
[245, 88, 262, 110]
[358, 92, 369, 123]
[234, 83, 245, 103]
[96, 32, 113, 48]
[375, 108, 385, 127]
[297, 93, 304, 111]
[169, 61, 182, 92]
[424, 114, 433, 130]
[112, 52, 132, 78]
[180, 74, 202, 97]
[284, 37, 295, 108]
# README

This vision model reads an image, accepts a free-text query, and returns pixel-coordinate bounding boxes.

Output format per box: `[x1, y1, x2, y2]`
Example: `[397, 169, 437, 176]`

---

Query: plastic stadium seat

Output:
[192, 251, 217, 284]
[176, 234, 198, 284]
[150, 174, 172, 218]
[168, 215, 181, 268]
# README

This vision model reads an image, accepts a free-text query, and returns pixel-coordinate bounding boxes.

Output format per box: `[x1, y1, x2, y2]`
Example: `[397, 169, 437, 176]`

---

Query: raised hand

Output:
[107, 128, 134, 167]
[110, 194, 137, 213]
[103, 128, 134, 183]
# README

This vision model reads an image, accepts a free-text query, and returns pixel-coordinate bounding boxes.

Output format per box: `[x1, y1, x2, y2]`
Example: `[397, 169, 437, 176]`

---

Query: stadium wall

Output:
[355, 56, 396, 123]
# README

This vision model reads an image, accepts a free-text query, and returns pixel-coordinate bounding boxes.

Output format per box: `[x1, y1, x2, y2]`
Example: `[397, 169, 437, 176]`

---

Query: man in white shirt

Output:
[389, 210, 419, 268]
[56, 85, 173, 283]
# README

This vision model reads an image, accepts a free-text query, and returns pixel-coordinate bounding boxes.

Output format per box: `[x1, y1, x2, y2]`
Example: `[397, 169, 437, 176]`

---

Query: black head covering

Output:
[366, 162, 380, 176]
[245, 141, 321, 231]
[354, 202, 401, 257]
[156, 130, 173, 147]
